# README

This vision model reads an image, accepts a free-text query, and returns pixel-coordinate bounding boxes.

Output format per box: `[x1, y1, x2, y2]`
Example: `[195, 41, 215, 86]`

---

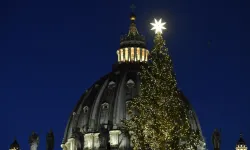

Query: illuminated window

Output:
[100, 103, 109, 124]
[131, 47, 134, 61]
[137, 48, 140, 62]
[125, 48, 128, 61]
[120, 49, 124, 62]
[145, 50, 149, 61]
[141, 49, 145, 61]
[102, 103, 109, 110]
[83, 106, 89, 113]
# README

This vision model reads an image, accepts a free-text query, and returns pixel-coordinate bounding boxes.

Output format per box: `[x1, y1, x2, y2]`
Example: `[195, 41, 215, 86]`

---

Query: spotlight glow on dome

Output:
[150, 18, 166, 34]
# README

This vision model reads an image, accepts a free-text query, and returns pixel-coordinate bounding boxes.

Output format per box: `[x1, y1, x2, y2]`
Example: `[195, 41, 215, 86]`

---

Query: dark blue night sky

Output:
[2, 0, 250, 149]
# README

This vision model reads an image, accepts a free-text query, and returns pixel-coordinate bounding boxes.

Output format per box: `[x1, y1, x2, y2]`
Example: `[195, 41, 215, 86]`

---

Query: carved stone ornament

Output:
[29, 132, 39, 144]
[46, 130, 54, 150]
[212, 129, 221, 149]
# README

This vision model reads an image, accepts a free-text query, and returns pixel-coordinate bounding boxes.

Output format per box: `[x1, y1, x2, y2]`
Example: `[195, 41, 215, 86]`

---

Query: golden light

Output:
[150, 18, 166, 34]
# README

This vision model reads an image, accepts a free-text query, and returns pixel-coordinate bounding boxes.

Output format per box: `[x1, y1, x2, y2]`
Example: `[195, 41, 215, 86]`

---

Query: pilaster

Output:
[109, 130, 121, 148]
[67, 138, 76, 150]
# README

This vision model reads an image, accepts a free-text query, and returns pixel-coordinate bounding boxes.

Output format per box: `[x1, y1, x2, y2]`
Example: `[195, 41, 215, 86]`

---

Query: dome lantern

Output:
[9, 138, 20, 150]
[117, 4, 149, 63]
[236, 133, 248, 150]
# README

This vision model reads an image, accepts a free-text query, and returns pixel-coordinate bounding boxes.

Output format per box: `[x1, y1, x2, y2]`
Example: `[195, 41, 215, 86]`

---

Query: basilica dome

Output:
[61, 12, 206, 150]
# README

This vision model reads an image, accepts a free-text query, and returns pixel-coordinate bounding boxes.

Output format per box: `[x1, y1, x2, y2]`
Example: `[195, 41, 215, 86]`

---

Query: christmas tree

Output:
[123, 19, 201, 150]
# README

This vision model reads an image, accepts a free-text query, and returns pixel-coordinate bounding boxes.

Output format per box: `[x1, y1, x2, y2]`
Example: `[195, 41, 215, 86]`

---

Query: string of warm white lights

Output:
[123, 18, 202, 150]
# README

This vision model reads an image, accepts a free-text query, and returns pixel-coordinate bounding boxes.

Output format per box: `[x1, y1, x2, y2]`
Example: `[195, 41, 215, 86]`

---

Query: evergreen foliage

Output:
[123, 33, 201, 150]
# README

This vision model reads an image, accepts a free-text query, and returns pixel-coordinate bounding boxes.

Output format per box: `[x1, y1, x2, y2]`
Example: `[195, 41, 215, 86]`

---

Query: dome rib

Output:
[63, 75, 111, 142]
[89, 78, 109, 131]
[179, 91, 204, 138]
[63, 87, 94, 143]
[78, 77, 108, 132]
[95, 74, 120, 129]
[112, 72, 128, 129]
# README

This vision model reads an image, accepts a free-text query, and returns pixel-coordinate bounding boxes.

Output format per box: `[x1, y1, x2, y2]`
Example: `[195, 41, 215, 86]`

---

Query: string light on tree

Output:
[123, 17, 203, 150]
[150, 18, 166, 34]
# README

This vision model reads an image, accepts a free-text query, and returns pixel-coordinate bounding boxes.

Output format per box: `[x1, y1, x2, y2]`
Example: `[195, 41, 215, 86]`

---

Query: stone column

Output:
[29, 132, 39, 150]
[67, 138, 77, 150]
[84, 133, 94, 149]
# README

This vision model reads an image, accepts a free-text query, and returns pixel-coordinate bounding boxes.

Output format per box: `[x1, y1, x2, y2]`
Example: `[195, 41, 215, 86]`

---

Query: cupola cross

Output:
[130, 4, 136, 12]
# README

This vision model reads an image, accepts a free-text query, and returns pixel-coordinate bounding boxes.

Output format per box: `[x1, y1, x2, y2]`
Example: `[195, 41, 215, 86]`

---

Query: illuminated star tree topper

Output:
[150, 18, 166, 34]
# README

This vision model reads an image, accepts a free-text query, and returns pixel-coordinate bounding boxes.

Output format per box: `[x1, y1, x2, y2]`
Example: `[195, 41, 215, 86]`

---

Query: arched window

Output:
[100, 103, 109, 125]
[141, 48, 145, 61]
[125, 48, 129, 61]
[131, 47, 135, 61]
[83, 106, 89, 113]
[108, 81, 116, 89]
[136, 48, 140, 61]
[77, 106, 89, 131]
[101, 103, 109, 110]
[126, 79, 135, 88]
[120, 49, 124, 62]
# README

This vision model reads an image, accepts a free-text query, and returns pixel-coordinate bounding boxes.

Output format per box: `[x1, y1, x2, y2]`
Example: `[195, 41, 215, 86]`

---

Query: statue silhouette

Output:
[212, 129, 221, 150]
[46, 130, 54, 150]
